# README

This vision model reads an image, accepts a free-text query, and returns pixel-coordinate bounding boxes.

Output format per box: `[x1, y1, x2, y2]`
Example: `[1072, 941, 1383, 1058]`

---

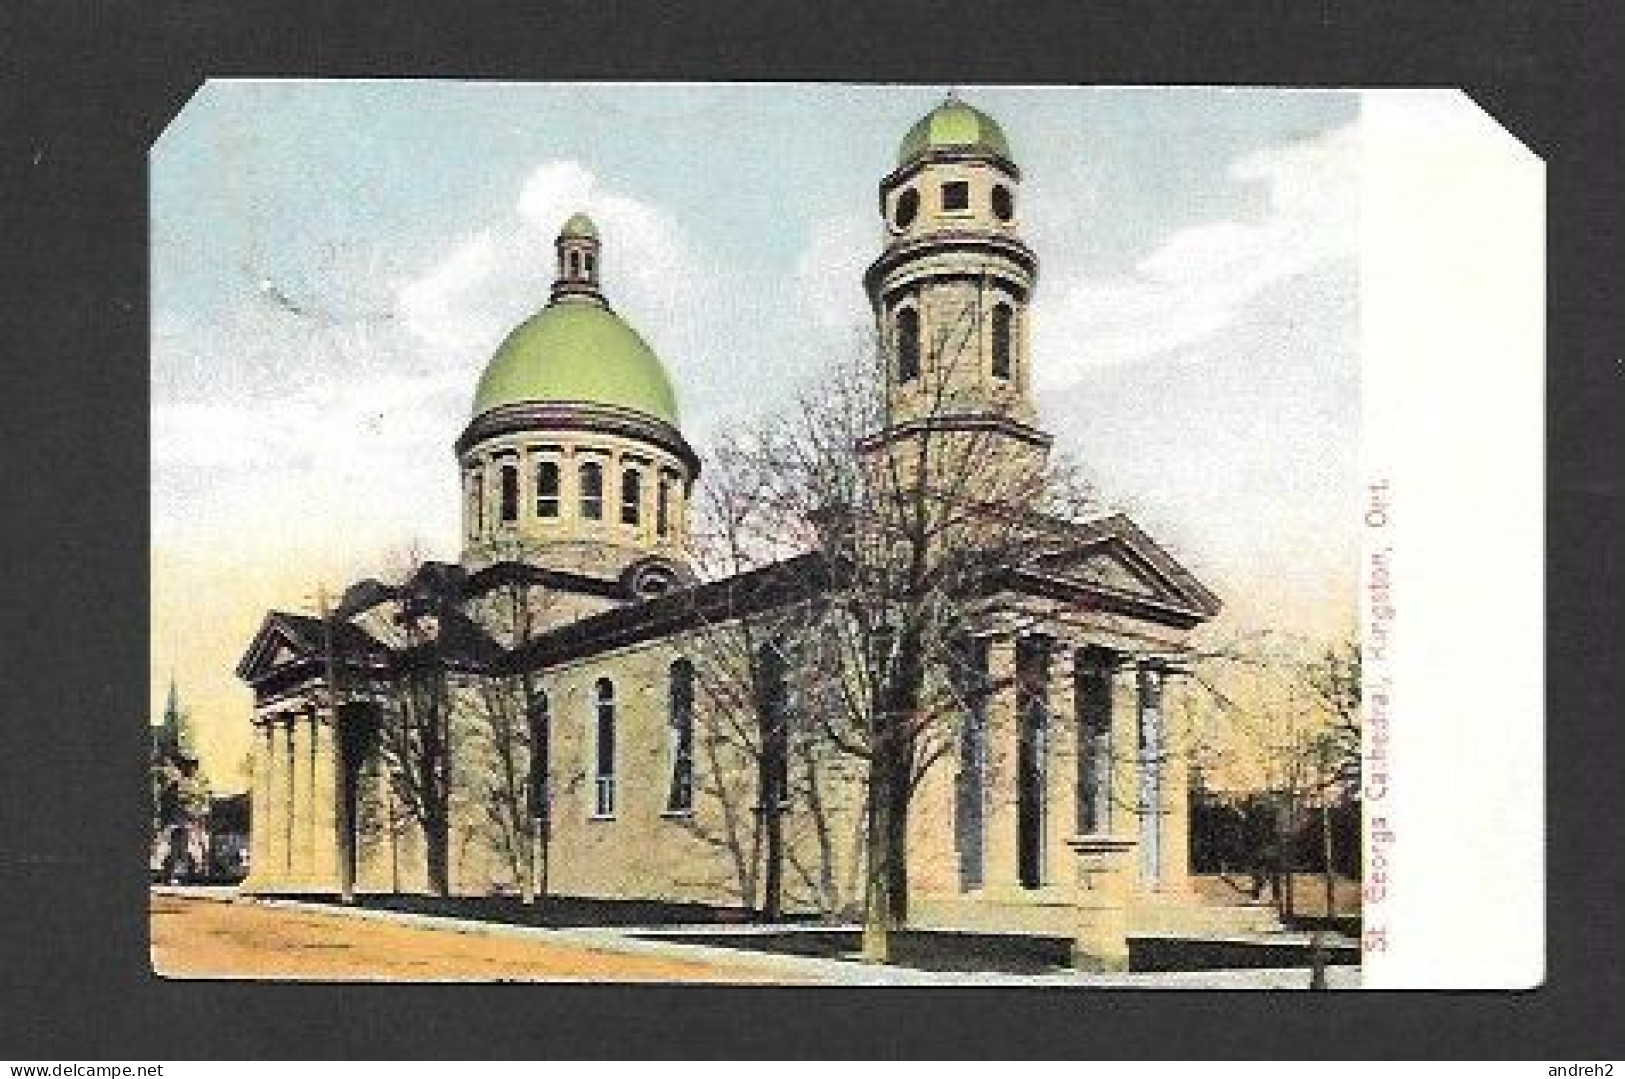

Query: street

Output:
[150, 891, 774, 982]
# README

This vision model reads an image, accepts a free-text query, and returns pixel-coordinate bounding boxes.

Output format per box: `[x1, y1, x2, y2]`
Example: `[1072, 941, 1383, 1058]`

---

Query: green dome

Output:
[898, 98, 1011, 166]
[559, 212, 599, 240]
[473, 301, 679, 426]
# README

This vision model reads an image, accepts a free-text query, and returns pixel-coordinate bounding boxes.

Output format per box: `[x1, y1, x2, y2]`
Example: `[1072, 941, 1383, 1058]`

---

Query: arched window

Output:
[893, 187, 920, 229]
[579, 461, 604, 520]
[896, 307, 920, 384]
[620, 468, 642, 526]
[535, 460, 560, 518]
[656, 474, 672, 538]
[667, 659, 695, 813]
[991, 304, 1014, 381]
[470, 471, 485, 535]
[498, 463, 519, 523]
[991, 184, 1014, 222]
[592, 678, 616, 817]
[758, 643, 790, 809]
[568, 251, 581, 276]
[583, 252, 595, 277]
[527, 691, 551, 821]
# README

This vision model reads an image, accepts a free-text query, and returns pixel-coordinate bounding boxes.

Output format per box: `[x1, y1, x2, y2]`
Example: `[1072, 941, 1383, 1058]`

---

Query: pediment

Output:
[235, 615, 319, 683]
[1063, 551, 1162, 598]
[1029, 512, 1222, 620]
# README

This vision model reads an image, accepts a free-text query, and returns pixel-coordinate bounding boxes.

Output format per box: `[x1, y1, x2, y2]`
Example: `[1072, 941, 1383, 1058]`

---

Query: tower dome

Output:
[473, 303, 679, 425]
[471, 211, 679, 426]
[896, 96, 1012, 166]
[456, 213, 698, 587]
[558, 211, 599, 240]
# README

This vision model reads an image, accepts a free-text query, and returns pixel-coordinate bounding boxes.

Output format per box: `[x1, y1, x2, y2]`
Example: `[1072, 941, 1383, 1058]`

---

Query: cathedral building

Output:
[236, 97, 1246, 943]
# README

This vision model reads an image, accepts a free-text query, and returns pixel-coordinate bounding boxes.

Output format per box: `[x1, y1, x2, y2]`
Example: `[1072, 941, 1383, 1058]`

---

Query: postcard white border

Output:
[1360, 90, 1545, 989]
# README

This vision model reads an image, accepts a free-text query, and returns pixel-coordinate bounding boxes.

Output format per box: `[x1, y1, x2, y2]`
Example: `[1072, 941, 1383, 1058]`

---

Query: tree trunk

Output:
[386, 783, 401, 893]
[860, 772, 895, 963]
[520, 812, 537, 905]
[800, 740, 839, 915]
[425, 815, 450, 898]
[761, 799, 784, 922]
[1320, 800, 1336, 921]
[536, 815, 551, 900]
[1308, 930, 1328, 990]
[1279, 801, 1296, 922]
[886, 771, 910, 925]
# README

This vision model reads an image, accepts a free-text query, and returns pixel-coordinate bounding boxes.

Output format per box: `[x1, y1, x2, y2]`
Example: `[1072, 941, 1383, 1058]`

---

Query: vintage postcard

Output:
[148, 83, 1541, 988]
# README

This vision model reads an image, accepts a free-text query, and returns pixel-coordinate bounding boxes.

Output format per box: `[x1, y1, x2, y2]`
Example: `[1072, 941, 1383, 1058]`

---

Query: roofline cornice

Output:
[882, 149, 1022, 194]
[864, 232, 1038, 301]
[856, 414, 1054, 453]
[456, 399, 702, 477]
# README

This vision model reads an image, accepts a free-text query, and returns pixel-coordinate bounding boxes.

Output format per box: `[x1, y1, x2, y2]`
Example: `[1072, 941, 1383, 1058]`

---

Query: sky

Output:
[151, 82, 1361, 789]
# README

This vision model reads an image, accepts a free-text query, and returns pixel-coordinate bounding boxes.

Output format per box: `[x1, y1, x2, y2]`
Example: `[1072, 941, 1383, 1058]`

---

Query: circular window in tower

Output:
[624, 558, 681, 601]
[893, 187, 920, 229]
[992, 184, 1015, 222]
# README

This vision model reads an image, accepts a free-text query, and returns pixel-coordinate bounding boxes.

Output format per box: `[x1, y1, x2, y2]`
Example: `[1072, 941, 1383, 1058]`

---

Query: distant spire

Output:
[157, 676, 196, 761]
[163, 675, 180, 732]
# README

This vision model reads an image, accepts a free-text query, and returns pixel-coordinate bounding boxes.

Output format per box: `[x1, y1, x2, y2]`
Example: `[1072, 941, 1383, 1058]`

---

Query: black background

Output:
[1, 0, 1621, 1059]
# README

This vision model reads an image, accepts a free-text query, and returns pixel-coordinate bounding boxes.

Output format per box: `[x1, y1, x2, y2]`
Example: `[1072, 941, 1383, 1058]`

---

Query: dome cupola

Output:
[472, 213, 679, 426]
[456, 214, 698, 588]
[896, 94, 1013, 167]
[551, 212, 604, 306]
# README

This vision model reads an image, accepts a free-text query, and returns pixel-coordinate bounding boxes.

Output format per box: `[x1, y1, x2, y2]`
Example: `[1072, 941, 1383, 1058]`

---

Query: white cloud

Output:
[514, 160, 710, 358]
[154, 159, 713, 560]
[391, 158, 712, 383]
[791, 210, 876, 332]
[396, 228, 502, 355]
[1033, 122, 1359, 389]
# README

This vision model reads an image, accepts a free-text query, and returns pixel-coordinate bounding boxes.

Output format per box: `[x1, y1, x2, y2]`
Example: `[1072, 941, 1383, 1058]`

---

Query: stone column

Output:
[1158, 677, 1195, 896]
[280, 717, 296, 882]
[1109, 663, 1140, 872]
[311, 713, 341, 893]
[981, 633, 1022, 891]
[522, 447, 537, 524]
[1043, 645, 1077, 889]
[1136, 665, 1167, 889]
[288, 710, 313, 888]
[1068, 833, 1139, 971]
[245, 718, 275, 891]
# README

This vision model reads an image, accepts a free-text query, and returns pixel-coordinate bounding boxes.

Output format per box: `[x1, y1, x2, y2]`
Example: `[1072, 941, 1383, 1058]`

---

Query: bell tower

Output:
[862, 95, 1052, 481]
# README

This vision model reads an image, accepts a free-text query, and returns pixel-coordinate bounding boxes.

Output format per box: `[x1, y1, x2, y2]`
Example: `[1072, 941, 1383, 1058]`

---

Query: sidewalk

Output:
[153, 887, 1357, 988]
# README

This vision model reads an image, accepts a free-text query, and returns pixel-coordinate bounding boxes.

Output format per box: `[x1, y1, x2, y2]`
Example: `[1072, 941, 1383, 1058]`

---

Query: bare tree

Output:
[702, 298, 1100, 959]
[678, 430, 826, 921]
[1304, 638, 1362, 920]
[460, 551, 565, 904]
[337, 556, 481, 899]
[1184, 630, 1360, 922]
